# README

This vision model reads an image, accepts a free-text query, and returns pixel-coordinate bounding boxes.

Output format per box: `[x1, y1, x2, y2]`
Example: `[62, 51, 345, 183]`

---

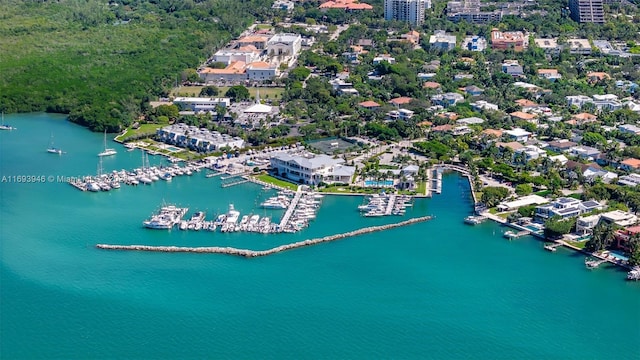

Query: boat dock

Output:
[221, 178, 250, 188]
[585, 258, 608, 269]
[278, 190, 303, 229]
[96, 215, 434, 257]
[68, 160, 207, 192]
[504, 230, 531, 239]
[384, 195, 397, 215]
[544, 242, 563, 252]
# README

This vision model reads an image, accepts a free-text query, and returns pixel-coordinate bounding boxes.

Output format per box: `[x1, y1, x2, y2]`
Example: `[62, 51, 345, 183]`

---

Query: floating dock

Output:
[544, 242, 563, 252]
[504, 230, 531, 239]
[96, 215, 434, 257]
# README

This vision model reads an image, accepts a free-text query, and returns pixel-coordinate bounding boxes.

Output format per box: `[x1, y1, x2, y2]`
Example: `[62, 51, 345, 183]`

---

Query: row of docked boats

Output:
[69, 161, 203, 192]
[145, 204, 277, 234]
[358, 193, 412, 217]
[281, 192, 323, 233]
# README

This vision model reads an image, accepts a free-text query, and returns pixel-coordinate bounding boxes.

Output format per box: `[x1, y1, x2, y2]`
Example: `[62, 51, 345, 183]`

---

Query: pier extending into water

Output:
[96, 215, 434, 258]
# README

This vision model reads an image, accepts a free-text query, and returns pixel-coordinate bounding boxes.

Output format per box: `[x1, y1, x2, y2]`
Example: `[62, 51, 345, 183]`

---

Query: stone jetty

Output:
[96, 215, 433, 258]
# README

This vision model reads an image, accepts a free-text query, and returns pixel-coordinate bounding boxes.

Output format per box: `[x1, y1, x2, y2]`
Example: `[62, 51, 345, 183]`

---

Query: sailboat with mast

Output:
[98, 130, 117, 157]
[0, 112, 15, 130]
[46, 133, 63, 154]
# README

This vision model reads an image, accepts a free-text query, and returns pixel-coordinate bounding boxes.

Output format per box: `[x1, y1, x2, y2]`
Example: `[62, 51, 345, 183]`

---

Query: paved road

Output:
[329, 24, 350, 41]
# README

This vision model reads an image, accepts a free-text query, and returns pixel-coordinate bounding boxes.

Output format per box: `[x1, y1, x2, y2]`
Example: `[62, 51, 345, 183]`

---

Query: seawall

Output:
[96, 216, 433, 257]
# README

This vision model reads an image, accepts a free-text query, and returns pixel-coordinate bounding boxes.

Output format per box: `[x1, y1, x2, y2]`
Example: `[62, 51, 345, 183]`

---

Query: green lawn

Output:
[566, 240, 587, 249]
[172, 85, 285, 99]
[255, 174, 299, 191]
[115, 124, 164, 142]
[416, 181, 426, 195]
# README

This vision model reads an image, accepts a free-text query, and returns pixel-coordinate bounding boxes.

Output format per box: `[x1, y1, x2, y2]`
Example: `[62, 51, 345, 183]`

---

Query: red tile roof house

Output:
[422, 81, 442, 90]
[586, 72, 611, 83]
[515, 99, 538, 110]
[431, 124, 453, 133]
[510, 111, 538, 123]
[571, 112, 598, 125]
[358, 100, 380, 109]
[620, 158, 640, 172]
[389, 97, 413, 106]
[615, 226, 640, 252]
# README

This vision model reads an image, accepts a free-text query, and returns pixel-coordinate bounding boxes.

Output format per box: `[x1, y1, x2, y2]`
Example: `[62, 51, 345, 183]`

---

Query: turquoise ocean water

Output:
[1, 113, 639, 359]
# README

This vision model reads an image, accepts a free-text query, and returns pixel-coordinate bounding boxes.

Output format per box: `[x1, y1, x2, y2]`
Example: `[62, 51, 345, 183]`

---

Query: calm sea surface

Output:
[1, 113, 639, 359]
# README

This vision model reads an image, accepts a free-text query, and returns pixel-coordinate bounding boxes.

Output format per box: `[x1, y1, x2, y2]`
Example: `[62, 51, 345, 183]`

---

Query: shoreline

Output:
[439, 166, 633, 271]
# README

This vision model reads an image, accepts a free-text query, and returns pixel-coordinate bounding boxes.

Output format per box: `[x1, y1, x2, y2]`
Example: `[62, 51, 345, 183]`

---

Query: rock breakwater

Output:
[96, 215, 433, 257]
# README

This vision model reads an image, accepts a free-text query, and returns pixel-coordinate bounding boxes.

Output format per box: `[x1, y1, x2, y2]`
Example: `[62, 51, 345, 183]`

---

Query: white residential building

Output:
[272, 0, 295, 11]
[373, 54, 396, 64]
[504, 128, 532, 142]
[429, 31, 456, 50]
[576, 210, 638, 235]
[471, 100, 499, 111]
[516, 145, 547, 161]
[567, 94, 623, 111]
[384, 0, 426, 26]
[387, 109, 415, 120]
[270, 152, 355, 185]
[462, 36, 487, 51]
[267, 33, 302, 56]
[157, 123, 244, 152]
[456, 117, 484, 125]
[534, 38, 561, 55]
[173, 97, 231, 111]
[246, 62, 279, 81]
[431, 92, 464, 107]
[535, 197, 603, 221]
[213, 49, 260, 65]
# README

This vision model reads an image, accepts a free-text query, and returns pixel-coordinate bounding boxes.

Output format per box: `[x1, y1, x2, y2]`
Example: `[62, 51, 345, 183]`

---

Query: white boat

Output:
[464, 215, 486, 225]
[179, 221, 188, 230]
[0, 113, 14, 130]
[98, 130, 117, 157]
[248, 214, 260, 225]
[86, 182, 100, 192]
[261, 200, 288, 209]
[214, 214, 227, 226]
[160, 173, 172, 181]
[143, 205, 188, 230]
[226, 204, 240, 224]
[46, 133, 63, 154]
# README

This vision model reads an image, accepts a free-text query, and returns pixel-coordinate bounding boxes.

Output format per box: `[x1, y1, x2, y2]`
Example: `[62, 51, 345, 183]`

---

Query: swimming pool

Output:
[165, 146, 182, 152]
[609, 251, 629, 261]
[364, 180, 394, 187]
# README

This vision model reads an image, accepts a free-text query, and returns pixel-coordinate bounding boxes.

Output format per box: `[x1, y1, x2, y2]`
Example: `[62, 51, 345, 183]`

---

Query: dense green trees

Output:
[199, 86, 219, 97]
[585, 222, 616, 252]
[0, 0, 273, 131]
[481, 186, 510, 207]
[225, 86, 250, 102]
[544, 216, 576, 239]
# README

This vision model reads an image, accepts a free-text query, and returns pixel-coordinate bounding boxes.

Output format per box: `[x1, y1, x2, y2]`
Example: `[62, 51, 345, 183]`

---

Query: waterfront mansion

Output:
[270, 152, 355, 185]
[157, 123, 244, 152]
